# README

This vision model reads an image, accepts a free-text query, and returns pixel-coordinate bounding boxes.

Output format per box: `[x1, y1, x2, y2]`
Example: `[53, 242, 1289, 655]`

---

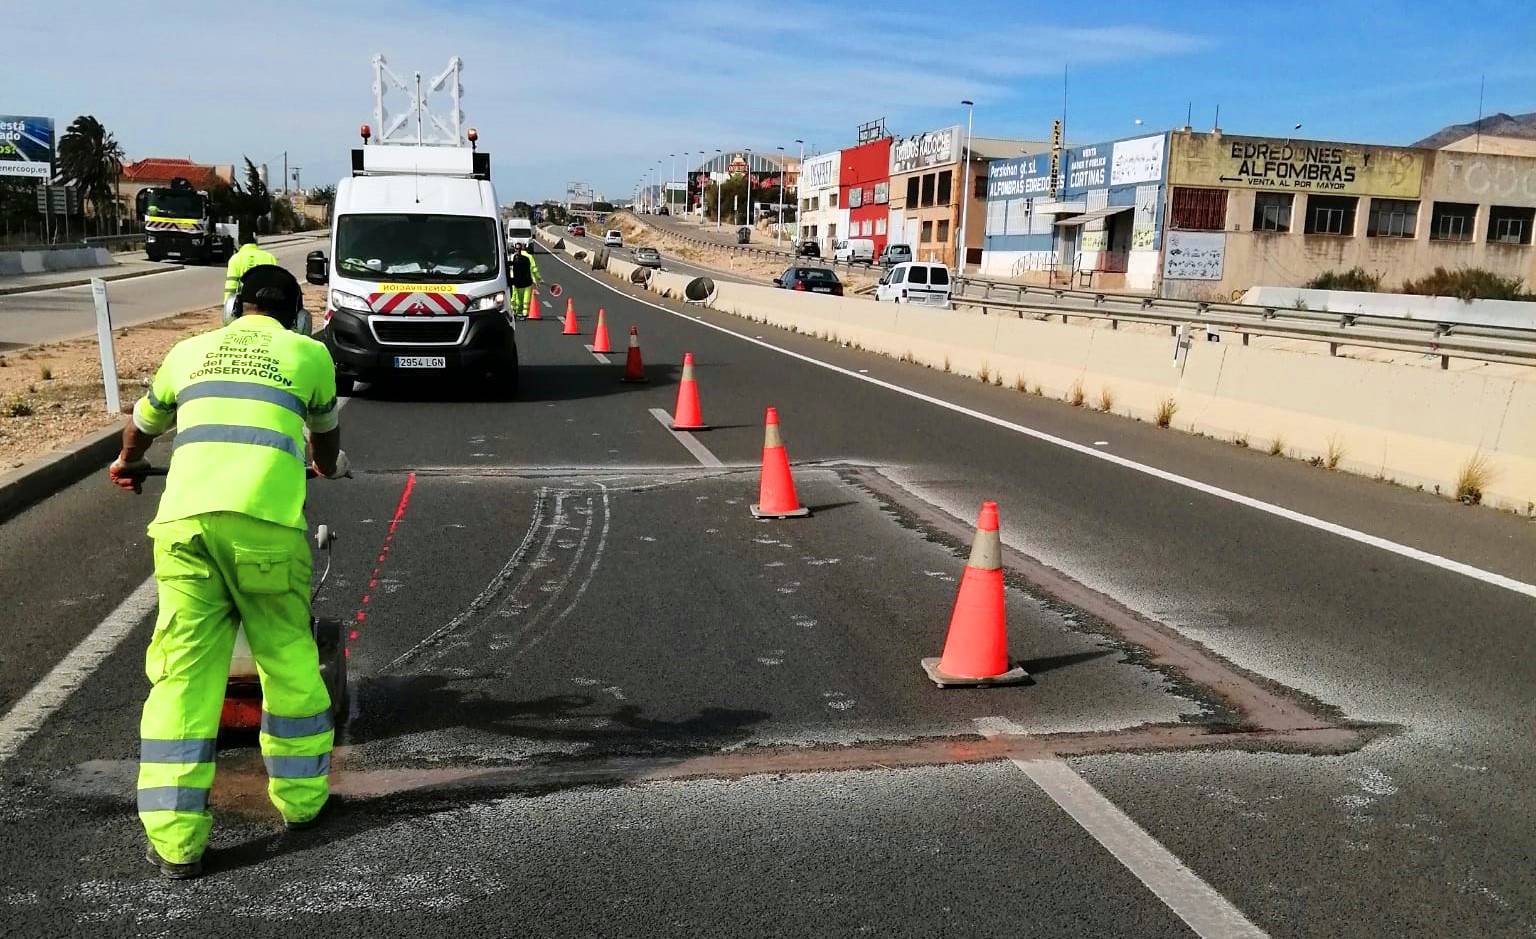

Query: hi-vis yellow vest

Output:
[133, 315, 338, 530]
[224, 243, 279, 299]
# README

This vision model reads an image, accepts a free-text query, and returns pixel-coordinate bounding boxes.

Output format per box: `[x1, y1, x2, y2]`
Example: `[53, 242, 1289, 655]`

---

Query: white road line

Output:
[976, 718, 1267, 938]
[583, 344, 612, 364]
[0, 395, 356, 766]
[0, 579, 157, 763]
[648, 407, 724, 468]
[547, 250, 1536, 601]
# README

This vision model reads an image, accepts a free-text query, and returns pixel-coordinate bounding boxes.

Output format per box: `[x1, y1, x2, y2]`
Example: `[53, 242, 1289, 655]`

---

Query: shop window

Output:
[1367, 198, 1418, 238]
[1488, 206, 1535, 245]
[1170, 186, 1227, 231]
[1305, 195, 1357, 236]
[937, 220, 950, 243]
[847, 187, 862, 209]
[1430, 202, 1476, 242]
[1252, 193, 1292, 233]
[874, 182, 890, 204]
[921, 174, 936, 207]
[906, 177, 919, 205]
[921, 220, 934, 243]
[937, 170, 952, 205]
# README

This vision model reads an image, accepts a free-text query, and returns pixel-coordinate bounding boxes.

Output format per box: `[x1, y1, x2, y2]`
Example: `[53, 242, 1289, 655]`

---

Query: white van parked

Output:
[832, 237, 874, 264]
[876, 261, 952, 308]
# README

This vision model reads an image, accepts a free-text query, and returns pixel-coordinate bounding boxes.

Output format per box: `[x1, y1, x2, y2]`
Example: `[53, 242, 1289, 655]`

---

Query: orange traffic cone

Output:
[527, 290, 543, 321]
[561, 298, 580, 335]
[750, 407, 810, 519]
[622, 326, 647, 383]
[671, 353, 707, 430]
[591, 308, 613, 353]
[921, 501, 1029, 687]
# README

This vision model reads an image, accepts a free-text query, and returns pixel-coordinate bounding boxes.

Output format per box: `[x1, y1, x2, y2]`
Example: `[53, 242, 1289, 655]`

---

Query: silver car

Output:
[634, 246, 663, 268]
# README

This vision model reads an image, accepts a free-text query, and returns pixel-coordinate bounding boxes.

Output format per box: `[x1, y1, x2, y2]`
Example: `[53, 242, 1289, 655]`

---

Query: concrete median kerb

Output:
[0, 264, 185, 297]
[0, 424, 122, 525]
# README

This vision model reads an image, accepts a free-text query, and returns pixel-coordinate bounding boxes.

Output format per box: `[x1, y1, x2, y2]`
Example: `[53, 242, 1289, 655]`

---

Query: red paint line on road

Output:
[346, 471, 417, 654]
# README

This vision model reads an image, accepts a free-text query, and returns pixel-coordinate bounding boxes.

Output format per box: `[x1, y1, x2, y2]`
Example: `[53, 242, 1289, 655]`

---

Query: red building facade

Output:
[839, 138, 892, 257]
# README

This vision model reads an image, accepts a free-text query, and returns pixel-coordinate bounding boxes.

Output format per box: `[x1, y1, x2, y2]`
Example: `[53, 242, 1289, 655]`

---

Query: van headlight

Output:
[467, 292, 507, 313]
[330, 289, 371, 313]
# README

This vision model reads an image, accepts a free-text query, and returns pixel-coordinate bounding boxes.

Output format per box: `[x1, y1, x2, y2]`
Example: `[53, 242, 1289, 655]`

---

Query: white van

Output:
[833, 237, 874, 264]
[505, 217, 533, 251]
[307, 143, 515, 394]
[877, 261, 952, 308]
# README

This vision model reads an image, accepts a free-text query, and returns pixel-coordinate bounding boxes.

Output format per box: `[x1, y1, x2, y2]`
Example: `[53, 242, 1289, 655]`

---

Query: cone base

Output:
[750, 503, 811, 519]
[920, 656, 1030, 688]
[671, 422, 710, 431]
[621, 375, 649, 383]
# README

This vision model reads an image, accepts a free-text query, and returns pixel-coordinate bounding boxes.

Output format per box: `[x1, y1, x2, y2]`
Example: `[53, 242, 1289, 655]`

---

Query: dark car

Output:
[796, 241, 821, 258]
[774, 265, 843, 296]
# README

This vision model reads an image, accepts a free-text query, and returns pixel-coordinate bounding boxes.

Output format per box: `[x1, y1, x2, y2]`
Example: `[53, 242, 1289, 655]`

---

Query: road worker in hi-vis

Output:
[223, 233, 278, 301]
[108, 264, 349, 879]
[510, 241, 541, 318]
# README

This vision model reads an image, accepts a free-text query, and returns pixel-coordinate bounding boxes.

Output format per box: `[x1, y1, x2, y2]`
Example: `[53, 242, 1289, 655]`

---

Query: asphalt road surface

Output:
[0, 235, 326, 349]
[2, 245, 1535, 936]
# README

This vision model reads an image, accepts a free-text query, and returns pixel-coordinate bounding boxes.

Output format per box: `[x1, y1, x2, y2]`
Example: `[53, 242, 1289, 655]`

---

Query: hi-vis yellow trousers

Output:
[137, 511, 332, 863]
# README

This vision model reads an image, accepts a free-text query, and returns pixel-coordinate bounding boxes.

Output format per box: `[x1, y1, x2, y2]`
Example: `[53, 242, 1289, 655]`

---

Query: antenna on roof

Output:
[371, 54, 465, 146]
[1475, 73, 1486, 154]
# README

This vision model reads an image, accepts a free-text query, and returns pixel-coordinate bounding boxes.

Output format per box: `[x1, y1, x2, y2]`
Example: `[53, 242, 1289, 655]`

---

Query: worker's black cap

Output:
[238, 264, 301, 315]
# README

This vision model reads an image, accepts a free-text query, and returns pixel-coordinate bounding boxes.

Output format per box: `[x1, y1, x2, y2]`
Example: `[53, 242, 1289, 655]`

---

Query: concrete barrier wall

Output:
[0, 247, 113, 277]
[1243, 285, 1536, 330]
[699, 280, 1536, 509]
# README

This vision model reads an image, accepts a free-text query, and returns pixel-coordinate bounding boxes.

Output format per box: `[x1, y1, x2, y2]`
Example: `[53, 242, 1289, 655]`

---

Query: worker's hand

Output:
[108, 457, 151, 493]
[313, 449, 352, 480]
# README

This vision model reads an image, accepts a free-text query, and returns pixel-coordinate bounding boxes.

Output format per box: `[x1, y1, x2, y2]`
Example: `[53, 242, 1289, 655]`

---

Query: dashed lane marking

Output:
[547, 250, 1536, 601]
[0, 579, 157, 764]
[976, 717, 1269, 939]
[583, 344, 612, 365]
[648, 407, 724, 468]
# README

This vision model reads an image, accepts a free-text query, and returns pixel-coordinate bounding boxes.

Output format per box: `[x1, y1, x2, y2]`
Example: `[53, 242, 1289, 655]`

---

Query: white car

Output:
[603, 229, 623, 247]
[876, 261, 952, 308]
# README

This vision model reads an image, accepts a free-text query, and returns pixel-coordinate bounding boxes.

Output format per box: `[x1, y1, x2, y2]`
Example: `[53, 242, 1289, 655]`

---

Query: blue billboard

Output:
[0, 116, 55, 179]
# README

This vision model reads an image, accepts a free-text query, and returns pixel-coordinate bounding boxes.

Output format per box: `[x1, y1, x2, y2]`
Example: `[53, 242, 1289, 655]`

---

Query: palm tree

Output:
[57, 115, 125, 235]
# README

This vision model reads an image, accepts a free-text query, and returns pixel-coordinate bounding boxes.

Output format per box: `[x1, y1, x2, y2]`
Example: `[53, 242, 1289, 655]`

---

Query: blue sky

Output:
[12, 0, 1536, 202]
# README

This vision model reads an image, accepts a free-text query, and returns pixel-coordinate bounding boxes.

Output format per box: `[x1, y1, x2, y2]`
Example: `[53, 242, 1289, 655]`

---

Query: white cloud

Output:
[12, 0, 1208, 199]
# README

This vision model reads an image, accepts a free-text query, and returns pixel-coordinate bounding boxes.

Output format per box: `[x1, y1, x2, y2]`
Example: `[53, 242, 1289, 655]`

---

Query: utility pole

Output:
[714, 149, 723, 228]
[777, 145, 785, 246]
[956, 99, 975, 273]
[794, 138, 804, 245]
[282, 151, 288, 196]
[744, 148, 752, 228]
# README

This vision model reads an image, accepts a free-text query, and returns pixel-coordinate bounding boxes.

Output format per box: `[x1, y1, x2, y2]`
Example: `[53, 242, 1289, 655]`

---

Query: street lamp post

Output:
[744, 148, 752, 229]
[698, 150, 706, 214]
[654, 160, 661, 214]
[669, 153, 676, 214]
[714, 149, 723, 228]
[956, 99, 976, 274]
[776, 146, 786, 246]
[794, 138, 804, 246]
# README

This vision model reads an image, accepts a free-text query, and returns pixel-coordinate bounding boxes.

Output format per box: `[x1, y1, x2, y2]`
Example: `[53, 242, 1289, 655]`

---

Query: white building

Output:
[798, 150, 846, 252]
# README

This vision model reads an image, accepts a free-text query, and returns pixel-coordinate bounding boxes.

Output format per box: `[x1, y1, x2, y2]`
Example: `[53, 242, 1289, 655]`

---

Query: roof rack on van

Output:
[350, 54, 490, 180]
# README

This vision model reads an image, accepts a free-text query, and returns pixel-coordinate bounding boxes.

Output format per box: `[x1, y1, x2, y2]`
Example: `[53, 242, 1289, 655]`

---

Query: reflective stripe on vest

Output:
[140, 738, 217, 764]
[261, 709, 333, 738]
[178, 380, 307, 418]
[264, 753, 332, 778]
[137, 786, 210, 813]
[172, 424, 305, 462]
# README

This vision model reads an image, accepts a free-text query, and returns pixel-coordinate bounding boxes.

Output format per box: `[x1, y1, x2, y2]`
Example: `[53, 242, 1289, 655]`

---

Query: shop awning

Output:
[1054, 204, 1134, 227]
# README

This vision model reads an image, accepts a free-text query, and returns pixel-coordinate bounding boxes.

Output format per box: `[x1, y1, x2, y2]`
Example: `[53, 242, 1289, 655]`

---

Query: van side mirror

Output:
[306, 250, 328, 286]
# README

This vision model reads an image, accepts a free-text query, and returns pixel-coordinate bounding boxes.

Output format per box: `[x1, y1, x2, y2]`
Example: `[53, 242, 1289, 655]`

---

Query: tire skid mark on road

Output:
[383, 489, 549, 672]
[509, 483, 612, 658]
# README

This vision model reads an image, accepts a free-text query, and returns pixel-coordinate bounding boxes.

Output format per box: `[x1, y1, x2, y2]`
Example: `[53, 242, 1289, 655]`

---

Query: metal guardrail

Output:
[950, 281, 1536, 369]
[624, 213, 877, 273]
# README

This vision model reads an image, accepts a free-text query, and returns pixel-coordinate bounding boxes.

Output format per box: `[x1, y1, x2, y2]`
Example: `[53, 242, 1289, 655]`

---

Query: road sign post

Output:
[90, 278, 121, 415]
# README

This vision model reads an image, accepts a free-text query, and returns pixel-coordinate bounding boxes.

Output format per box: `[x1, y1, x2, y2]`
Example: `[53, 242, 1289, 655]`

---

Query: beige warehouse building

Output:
[1159, 129, 1536, 300]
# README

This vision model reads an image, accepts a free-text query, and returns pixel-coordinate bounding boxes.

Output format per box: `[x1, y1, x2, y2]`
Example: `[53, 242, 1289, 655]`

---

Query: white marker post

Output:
[90, 278, 121, 415]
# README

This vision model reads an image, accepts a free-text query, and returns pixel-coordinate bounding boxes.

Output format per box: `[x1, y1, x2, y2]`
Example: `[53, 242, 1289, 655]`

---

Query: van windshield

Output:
[336, 214, 499, 283]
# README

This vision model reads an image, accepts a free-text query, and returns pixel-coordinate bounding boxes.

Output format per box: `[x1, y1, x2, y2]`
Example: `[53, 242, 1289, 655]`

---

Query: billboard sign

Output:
[890, 125, 960, 174]
[986, 154, 1056, 201]
[0, 116, 54, 179]
[801, 151, 840, 192]
[1170, 133, 1423, 197]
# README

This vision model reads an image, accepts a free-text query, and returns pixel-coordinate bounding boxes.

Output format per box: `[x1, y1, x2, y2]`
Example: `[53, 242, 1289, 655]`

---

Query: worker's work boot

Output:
[283, 797, 335, 832]
[145, 844, 202, 880]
